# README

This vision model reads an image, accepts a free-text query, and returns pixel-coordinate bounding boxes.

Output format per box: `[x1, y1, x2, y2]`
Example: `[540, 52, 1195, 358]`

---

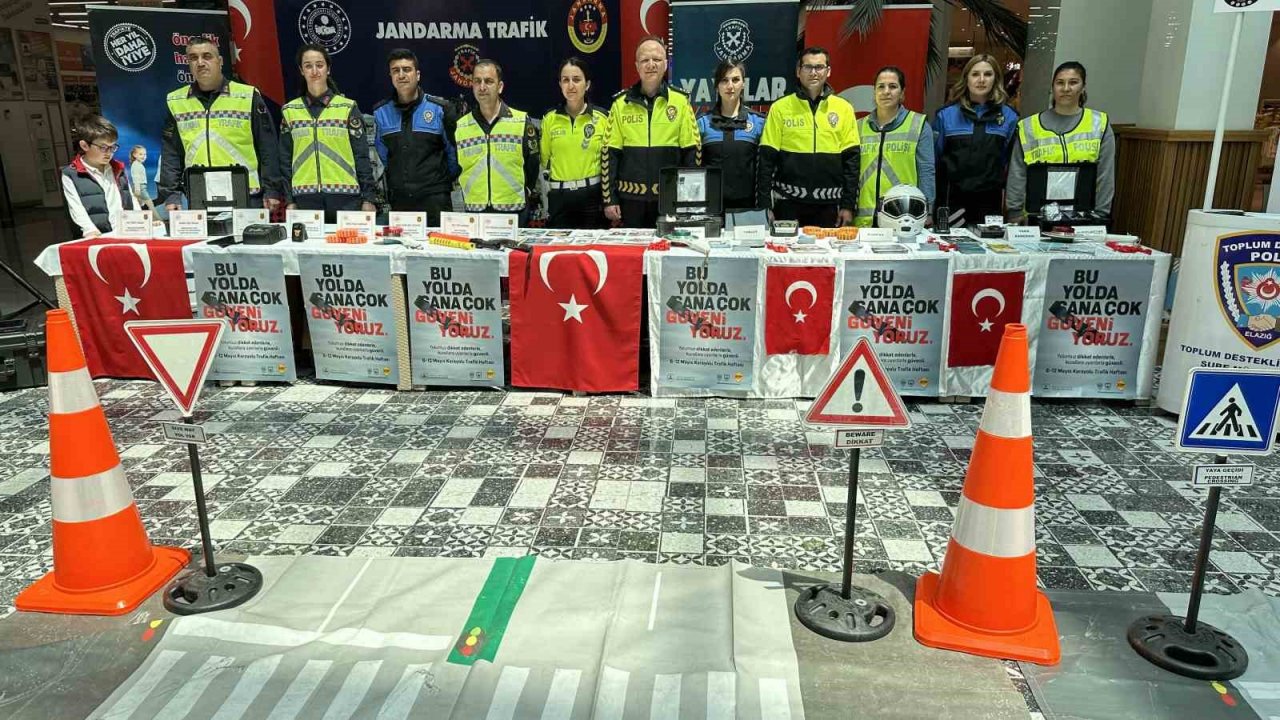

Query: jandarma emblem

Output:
[568, 0, 609, 54]
[297, 0, 351, 54]
[713, 19, 753, 63]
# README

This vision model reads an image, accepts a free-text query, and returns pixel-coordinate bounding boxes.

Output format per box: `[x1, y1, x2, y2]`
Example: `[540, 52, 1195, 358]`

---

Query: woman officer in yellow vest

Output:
[856, 66, 936, 227]
[279, 44, 377, 223]
[1006, 61, 1114, 223]
[540, 58, 609, 228]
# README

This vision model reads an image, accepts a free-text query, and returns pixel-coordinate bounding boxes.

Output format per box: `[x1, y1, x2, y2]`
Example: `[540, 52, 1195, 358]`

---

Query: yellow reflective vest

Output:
[602, 84, 699, 202]
[282, 95, 360, 196]
[855, 111, 925, 227]
[1018, 108, 1108, 165]
[165, 80, 261, 192]
[758, 89, 860, 207]
[456, 106, 529, 212]
[541, 105, 609, 182]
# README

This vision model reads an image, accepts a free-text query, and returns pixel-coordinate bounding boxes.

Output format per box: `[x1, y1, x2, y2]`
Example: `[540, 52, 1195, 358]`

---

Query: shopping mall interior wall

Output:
[1028, 0, 1152, 124]
[0, 0, 53, 207]
[1138, 0, 1269, 131]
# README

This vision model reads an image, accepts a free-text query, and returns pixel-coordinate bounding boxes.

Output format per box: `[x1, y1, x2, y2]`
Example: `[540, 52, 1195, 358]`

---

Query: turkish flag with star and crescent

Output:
[510, 245, 645, 392]
[59, 239, 200, 378]
[947, 270, 1026, 368]
[230, 0, 285, 105]
[765, 265, 835, 355]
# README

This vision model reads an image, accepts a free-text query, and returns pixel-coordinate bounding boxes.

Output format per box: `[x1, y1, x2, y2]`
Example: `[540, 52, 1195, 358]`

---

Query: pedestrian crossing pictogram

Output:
[1188, 384, 1260, 440]
[1177, 368, 1280, 455]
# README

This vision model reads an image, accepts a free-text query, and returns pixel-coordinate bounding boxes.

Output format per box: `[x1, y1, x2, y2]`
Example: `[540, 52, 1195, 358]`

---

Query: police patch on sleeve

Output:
[349, 116, 364, 137]
[423, 109, 435, 124]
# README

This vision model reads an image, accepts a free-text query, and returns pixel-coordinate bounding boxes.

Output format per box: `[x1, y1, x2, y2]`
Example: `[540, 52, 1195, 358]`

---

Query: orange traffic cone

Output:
[16, 310, 189, 615]
[914, 324, 1060, 664]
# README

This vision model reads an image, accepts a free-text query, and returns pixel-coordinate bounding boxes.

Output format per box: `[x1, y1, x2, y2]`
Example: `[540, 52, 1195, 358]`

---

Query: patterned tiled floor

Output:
[1, 379, 1279, 617]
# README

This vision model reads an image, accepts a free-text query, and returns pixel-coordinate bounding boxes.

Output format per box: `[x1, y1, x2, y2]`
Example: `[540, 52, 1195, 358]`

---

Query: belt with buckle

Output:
[548, 177, 601, 191]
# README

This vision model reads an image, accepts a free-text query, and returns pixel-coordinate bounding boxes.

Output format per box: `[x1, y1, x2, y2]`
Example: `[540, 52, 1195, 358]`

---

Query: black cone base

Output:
[1127, 614, 1249, 681]
[795, 583, 895, 642]
[163, 562, 263, 615]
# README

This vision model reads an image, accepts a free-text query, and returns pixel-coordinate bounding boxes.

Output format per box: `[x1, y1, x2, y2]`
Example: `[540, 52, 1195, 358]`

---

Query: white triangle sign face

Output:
[124, 319, 226, 417]
[806, 338, 911, 428]
[1188, 383, 1262, 441]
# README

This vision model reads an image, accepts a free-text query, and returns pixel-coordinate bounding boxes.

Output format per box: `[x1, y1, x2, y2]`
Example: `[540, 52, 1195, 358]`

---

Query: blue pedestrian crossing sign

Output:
[1176, 368, 1280, 455]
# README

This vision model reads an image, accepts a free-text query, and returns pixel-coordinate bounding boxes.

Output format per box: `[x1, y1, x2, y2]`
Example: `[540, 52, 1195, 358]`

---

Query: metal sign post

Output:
[795, 340, 910, 642]
[126, 319, 263, 615]
[1127, 367, 1274, 680]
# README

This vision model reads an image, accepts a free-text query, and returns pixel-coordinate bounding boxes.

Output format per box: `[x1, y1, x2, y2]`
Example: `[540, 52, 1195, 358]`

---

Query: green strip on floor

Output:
[448, 555, 536, 665]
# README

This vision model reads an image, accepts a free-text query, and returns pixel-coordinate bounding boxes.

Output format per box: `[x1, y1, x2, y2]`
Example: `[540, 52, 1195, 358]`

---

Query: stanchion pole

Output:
[1183, 454, 1226, 633]
[1203, 12, 1244, 210]
[840, 447, 861, 600]
[184, 415, 218, 579]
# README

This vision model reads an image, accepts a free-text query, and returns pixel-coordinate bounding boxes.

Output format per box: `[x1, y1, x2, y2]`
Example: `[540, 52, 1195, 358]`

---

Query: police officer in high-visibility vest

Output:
[279, 44, 376, 223]
[455, 59, 539, 220]
[160, 37, 283, 211]
[602, 37, 699, 229]
[757, 47, 860, 227]
[855, 66, 936, 227]
[1007, 61, 1115, 223]
[541, 57, 609, 229]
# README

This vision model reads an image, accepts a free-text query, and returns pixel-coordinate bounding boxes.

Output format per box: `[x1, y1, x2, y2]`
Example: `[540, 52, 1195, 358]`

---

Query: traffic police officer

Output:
[855, 66, 935, 226]
[373, 49, 460, 226]
[602, 37, 699, 229]
[280, 44, 376, 222]
[160, 37, 283, 211]
[541, 58, 609, 228]
[756, 46, 860, 227]
[454, 59, 539, 219]
[697, 60, 766, 213]
[1007, 61, 1114, 222]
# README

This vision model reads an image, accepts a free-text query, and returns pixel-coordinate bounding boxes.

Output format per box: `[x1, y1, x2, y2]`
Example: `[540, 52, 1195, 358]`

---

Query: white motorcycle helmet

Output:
[876, 184, 928, 241]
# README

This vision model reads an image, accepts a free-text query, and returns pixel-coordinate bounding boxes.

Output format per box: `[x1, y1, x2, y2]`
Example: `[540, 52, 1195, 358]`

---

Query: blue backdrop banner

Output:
[89, 7, 231, 201]
[671, 0, 800, 113]
[271, 0, 621, 117]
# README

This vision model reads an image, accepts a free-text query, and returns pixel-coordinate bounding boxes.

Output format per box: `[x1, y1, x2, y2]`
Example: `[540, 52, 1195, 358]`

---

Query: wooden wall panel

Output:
[1113, 127, 1268, 256]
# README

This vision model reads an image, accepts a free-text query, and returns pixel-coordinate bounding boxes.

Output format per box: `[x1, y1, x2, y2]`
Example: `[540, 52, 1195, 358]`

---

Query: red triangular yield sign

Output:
[124, 319, 226, 416]
[806, 338, 912, 428]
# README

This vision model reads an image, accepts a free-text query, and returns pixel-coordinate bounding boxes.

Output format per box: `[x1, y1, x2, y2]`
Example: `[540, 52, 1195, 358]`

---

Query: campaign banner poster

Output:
[298, 252, 400, 385]
[841, 258, 948, 396]
[803, 5, 931, 114]
[1034, 259, 1154, 398]
[405, 254, 504, 387]
[657, 255, 757, 391]
[191, 250, 297, 382]
[89, 7, 231, 201]
[671, 0, 800, 112]
[270, 0, 621, 117]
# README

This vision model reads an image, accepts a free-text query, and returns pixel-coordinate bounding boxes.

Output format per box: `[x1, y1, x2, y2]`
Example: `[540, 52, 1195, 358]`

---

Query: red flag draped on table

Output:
[948, 271, 1026, 368]
[765, 265, 836, 355]
[510, 245, 645, 392]
[58, 239, 199, 378]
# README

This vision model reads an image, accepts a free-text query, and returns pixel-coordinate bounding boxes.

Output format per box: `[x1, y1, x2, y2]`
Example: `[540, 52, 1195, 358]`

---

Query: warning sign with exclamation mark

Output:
[806, 338, 912, 428]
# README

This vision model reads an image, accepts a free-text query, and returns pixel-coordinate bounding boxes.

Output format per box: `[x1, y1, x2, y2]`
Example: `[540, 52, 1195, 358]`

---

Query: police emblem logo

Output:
[827, 112, 838, 128]
[423, 109, 435, 124]
[583, 123, 595, 138]
[297, 0, 352, 54]
[348, 116, 363, 137]
[666, 106, 677, 121]
[449, 44, 481, 89]
[568, 0, 609, 54]
[746, 121, 753, 133]
[1216, 232, 1280, 351]
[713, 18, 754, 63]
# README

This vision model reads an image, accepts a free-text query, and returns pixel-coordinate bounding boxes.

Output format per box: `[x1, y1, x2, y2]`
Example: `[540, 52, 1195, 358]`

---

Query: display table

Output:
[35, 229, 1170, 399]
[1158, 210, 1280, 413]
